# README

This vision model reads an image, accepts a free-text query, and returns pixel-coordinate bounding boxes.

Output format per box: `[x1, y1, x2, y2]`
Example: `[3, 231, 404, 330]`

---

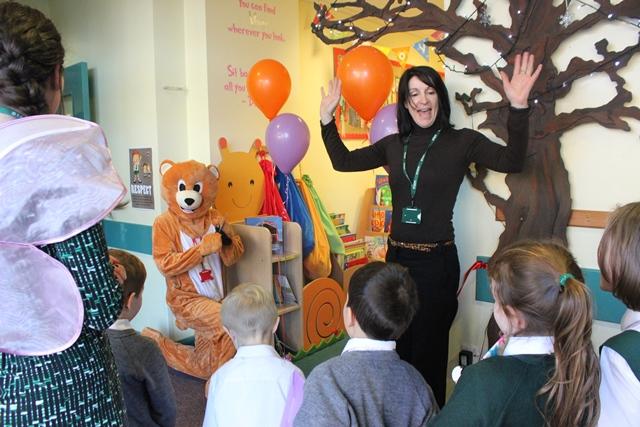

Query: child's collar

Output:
[503, 336, 554, 356]
[109, 318, 134, 331]
[621, 309, 640, 332]
[342, 337, 396, 354]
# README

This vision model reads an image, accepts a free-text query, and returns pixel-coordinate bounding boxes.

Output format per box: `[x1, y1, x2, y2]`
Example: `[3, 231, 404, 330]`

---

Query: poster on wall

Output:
[211, 0, 299, 152]
[129, 148, 154, 209]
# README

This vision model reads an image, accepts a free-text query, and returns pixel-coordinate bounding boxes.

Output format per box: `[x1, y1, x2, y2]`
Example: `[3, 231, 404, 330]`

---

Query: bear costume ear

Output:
[208, 164, 220, 179]
[160, 160, 175, 176]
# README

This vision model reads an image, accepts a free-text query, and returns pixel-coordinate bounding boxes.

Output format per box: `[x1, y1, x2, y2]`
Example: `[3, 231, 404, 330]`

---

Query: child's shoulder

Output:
[128, 333, 165, 361]
[279, 357, 304, 377]
[602, 329, 640, 351]
[460, 354, 553, 389]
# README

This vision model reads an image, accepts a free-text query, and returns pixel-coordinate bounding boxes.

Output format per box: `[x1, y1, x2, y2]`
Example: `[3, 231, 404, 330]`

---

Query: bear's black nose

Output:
[184, 198, 195, 206]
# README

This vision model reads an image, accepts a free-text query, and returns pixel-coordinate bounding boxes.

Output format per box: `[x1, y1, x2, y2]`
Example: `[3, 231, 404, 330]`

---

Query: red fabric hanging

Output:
[259, 152, 290, 221]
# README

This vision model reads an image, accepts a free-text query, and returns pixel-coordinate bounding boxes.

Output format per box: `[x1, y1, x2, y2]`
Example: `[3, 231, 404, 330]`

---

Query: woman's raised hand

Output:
[320, 78, 342, 125]
[500, 52, 542, 109]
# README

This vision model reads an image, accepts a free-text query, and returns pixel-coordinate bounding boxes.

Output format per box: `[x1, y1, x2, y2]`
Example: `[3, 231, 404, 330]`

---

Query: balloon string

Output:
[283, 175, 290, 206]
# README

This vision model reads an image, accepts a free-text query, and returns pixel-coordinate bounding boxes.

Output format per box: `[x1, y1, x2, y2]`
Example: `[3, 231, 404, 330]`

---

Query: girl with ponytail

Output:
[431, 241, 599, 427]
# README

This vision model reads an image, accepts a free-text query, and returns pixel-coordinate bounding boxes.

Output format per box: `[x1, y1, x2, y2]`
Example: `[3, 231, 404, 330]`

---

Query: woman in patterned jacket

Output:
[0, 3, 127, 425]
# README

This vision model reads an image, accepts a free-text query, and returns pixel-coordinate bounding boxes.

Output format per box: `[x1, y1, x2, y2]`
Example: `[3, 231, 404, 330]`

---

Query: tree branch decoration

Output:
[312, 0, 640, 250]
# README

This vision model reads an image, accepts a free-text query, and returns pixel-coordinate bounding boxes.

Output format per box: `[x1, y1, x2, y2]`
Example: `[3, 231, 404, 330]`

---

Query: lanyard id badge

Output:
[401, 206, 422, 224]
[400, 129, 441, 225]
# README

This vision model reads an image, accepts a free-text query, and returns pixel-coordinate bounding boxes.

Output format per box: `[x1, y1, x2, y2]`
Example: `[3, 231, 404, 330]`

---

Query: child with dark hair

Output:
[597, 202, 640, 426]
[107, 249, 176, 427]
[431, 241, 599, 427]
[294, 261, 438, 427]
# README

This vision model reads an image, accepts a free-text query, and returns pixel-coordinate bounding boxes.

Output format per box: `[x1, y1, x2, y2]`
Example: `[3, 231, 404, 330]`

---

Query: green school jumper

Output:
[430, 355, 554, 427]
[0, 225, 125, 426]
[601, 330, 640, 381]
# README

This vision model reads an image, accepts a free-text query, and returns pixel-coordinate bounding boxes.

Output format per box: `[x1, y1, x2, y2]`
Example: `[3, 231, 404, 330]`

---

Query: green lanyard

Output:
[0, 106, 25, 119]
[402, 129, 441, 206]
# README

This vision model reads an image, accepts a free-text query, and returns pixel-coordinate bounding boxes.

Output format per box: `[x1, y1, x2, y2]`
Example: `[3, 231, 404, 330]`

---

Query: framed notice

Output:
[129, 148, 154, 209]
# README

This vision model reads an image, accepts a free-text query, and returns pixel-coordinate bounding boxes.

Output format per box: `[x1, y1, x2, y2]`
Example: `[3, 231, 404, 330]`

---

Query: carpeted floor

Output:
[170, 338, 348, 426]
[170, 369, 206, 427]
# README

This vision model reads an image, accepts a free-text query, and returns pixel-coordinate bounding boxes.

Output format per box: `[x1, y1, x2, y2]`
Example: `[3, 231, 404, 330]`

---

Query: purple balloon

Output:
[266, 113, 310, 173]
[369, 103, 398, 144]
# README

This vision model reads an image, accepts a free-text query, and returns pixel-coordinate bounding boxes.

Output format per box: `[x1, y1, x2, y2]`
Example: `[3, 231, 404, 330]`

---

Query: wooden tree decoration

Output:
[312, 0, 640, 251]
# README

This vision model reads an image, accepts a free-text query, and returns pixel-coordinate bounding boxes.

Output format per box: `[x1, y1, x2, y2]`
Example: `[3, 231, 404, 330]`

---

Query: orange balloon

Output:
[247, 59, 291, 120]
[337, 46, 394, 121]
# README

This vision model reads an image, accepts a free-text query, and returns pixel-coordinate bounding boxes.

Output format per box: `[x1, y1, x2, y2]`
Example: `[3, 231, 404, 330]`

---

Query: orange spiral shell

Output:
[302, 278, 346, 350]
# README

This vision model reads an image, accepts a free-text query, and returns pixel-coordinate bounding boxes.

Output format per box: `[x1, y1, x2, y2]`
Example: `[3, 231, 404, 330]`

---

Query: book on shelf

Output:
[370, 206, 385, 233]
[344, 238, 365, 249]
[340, 232, 358, 243]
[384, 209, 392, 233]
[345, 256, 368, 269]
[330, 212, 345, 226]
[365, 235, 387, 261]
[335, 224, 351, 235]
[272, 274, 284, 305]
[375, 175, 392, 207]
[245, 215, 284, 255]
[275, 274, 298, 305]
[370, 206, 392, 233]
[344, 245, 366, 263]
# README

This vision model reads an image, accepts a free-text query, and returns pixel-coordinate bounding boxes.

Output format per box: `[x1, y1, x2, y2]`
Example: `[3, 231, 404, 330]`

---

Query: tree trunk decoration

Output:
[311, 0, 640, 251]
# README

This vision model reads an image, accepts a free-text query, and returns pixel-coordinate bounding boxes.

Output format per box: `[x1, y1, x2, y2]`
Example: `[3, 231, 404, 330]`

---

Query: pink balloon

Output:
[265, 113, 310, 173]
[369, 103, 398, 144]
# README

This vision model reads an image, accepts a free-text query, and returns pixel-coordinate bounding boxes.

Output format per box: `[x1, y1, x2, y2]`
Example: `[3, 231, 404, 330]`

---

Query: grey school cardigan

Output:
[107, 328, 177, 427]
[294, 350, 438, 427]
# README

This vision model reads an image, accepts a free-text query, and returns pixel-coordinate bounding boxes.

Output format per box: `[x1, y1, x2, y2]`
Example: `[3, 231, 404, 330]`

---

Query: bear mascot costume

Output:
[144, 159, 244, 379]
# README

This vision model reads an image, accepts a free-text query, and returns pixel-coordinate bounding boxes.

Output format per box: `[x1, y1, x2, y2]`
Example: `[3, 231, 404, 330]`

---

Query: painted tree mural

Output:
[311, 0, 640, 251]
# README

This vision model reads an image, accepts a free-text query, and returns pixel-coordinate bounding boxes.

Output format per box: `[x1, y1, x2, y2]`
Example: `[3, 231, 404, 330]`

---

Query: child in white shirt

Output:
[597, 202, 640, 426]
[203, 283, 304, 427]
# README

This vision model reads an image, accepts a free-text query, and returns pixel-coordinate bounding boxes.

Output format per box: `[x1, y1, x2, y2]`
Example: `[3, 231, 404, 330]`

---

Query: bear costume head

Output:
[160, 160, 219, 220]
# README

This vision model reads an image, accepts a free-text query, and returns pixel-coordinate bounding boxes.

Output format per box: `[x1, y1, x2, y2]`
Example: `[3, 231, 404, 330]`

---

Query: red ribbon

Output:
[457, 260, 488, 297]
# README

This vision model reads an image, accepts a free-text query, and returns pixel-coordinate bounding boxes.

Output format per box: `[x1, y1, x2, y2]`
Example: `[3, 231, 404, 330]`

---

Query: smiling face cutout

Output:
[215, 138, 265, 222]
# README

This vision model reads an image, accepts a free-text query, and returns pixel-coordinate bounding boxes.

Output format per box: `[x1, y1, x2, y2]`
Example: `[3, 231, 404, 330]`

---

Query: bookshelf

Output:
[224, 221, 303, 351]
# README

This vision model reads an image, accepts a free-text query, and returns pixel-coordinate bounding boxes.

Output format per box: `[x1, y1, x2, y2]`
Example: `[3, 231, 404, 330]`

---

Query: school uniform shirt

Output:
[430, 336, 555, 427]
[599, 309, 640, 427]
[203, 344, 303, 427]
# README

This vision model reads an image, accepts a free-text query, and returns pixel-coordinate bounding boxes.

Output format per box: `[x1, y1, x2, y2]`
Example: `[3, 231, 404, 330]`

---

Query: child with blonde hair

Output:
[203, 283, 304, 427]
[432, 241, 599, 427]
[597, 202, 640, 426]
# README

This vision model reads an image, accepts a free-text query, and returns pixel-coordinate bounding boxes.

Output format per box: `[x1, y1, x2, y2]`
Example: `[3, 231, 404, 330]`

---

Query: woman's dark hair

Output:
[0, 2, 65, 116]
[397, 66, 452, 138]
[347, 261, 418, 340]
